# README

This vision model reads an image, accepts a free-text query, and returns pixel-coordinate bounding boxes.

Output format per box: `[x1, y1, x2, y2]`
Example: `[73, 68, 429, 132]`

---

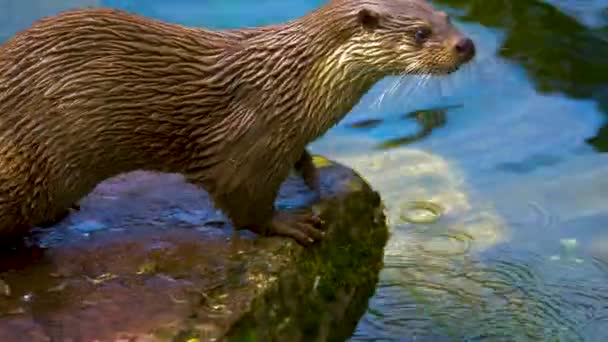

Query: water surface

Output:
[2, 0, 608, 340]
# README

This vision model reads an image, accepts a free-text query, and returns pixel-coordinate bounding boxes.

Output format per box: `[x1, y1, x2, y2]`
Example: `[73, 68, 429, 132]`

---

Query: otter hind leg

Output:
[37, 203, 80, 228]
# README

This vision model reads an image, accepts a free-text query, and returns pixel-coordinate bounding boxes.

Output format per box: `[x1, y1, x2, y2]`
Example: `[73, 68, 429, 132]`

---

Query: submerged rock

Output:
[0, 157, 388, 342]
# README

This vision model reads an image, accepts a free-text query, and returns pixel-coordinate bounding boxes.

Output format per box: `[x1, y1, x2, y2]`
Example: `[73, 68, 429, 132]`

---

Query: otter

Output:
[0, 0, 475, 246]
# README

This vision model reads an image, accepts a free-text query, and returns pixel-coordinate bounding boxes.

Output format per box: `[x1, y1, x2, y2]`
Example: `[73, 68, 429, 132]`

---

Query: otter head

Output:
[337, 0, 475, 76]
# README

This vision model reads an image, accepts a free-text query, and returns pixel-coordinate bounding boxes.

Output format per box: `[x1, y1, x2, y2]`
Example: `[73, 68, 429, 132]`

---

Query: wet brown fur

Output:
[0, 0, 474, 244]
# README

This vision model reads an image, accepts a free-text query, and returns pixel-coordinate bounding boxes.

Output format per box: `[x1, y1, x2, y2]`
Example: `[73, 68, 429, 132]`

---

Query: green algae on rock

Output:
[0, 158, 388, 342]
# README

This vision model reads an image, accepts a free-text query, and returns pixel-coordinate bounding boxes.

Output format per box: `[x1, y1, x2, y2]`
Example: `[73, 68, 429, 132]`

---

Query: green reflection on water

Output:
[433, 0, 608, 152]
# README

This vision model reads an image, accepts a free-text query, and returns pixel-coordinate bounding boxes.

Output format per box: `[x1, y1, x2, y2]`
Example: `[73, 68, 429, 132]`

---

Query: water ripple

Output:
[351, 246, 608, 341]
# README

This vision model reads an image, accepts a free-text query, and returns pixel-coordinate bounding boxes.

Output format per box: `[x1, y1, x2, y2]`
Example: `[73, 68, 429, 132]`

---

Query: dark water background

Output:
[2, 0, 608, 340]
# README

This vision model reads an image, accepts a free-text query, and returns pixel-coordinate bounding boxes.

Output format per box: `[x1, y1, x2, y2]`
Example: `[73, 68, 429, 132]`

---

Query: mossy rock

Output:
[0, 157, 388, 341]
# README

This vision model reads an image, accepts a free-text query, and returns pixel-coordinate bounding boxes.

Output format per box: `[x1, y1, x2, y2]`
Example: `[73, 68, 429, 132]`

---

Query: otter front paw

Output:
[268, 211, 325, 246]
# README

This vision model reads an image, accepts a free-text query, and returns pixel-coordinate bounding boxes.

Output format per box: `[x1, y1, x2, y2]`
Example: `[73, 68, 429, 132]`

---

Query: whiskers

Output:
[371, 73, 432, 110]
[367, 45, 514, 111]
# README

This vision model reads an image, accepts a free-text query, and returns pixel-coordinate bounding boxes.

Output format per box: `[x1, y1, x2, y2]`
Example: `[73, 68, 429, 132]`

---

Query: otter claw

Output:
[304, 215, 323, 227]
[269, 211, 325, 246]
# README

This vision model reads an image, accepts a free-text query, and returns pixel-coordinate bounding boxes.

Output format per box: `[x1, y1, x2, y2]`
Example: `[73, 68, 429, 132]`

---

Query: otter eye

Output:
[414, 28, 432, 44]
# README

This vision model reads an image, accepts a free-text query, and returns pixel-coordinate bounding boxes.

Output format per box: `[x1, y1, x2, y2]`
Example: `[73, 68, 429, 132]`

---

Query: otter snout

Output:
[454, 37, 475, 62]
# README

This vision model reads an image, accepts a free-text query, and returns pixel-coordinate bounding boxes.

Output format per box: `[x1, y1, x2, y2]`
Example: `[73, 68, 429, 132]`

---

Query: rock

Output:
[0, 156, 388, 341]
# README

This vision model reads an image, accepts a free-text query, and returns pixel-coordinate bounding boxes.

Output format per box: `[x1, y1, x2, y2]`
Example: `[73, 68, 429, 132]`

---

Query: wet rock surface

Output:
[0, 157, 388, 342]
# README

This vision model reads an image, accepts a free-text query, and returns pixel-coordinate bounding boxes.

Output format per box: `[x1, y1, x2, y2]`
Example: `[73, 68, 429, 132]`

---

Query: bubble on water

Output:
[399, 200, 444, 224]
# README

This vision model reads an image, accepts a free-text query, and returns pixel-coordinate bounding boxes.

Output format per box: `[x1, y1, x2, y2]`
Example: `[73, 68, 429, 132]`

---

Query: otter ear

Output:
[357, 8, 381, 31]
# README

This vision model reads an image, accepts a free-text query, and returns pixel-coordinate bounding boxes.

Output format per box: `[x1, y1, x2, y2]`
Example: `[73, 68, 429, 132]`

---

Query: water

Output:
[2, 0, 608, 340]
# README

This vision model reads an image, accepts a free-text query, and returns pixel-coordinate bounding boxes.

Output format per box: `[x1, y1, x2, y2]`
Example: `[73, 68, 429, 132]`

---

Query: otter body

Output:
[0, 0, 474, 245]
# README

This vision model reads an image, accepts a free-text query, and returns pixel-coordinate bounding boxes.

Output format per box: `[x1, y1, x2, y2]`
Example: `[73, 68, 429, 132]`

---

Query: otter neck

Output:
[218, 11, 383, 145]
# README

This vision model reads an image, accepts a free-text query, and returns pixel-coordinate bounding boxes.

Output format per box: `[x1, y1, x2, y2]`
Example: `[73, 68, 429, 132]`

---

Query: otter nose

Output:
[455, 37, 475, 61]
